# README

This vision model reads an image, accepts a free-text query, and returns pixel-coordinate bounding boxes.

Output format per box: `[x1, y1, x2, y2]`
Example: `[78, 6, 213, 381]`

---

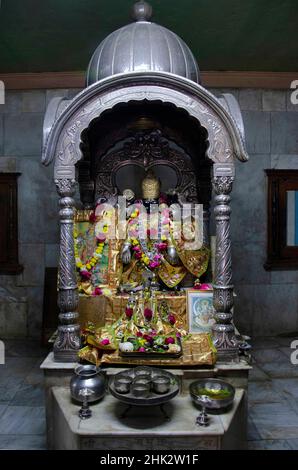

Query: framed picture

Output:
[186, 289, 216, 334]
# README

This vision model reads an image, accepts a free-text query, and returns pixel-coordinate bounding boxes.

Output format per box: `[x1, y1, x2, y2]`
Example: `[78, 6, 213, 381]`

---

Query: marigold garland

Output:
[74, 210, 111, 280]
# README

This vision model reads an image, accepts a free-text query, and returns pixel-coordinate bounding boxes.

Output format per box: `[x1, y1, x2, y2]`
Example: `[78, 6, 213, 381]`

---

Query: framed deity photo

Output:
[186, 289, 216, 334]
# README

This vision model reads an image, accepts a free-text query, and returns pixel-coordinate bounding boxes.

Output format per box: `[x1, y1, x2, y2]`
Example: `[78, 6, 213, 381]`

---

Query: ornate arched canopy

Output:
[42, 71, 248, 179]
[41, 1, 249, 363]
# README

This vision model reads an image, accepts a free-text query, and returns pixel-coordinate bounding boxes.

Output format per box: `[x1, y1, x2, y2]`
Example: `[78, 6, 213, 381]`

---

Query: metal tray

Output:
[119, 338, 182, 359]
[109, 367, 179, 406]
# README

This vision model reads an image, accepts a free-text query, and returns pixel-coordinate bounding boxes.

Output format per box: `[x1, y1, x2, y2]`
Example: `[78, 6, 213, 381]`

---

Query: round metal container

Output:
[70, 365, 106, 403]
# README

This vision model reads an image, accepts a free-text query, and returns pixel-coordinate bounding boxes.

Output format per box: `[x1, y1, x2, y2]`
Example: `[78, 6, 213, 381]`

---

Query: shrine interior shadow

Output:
[78, 100, 211, 205]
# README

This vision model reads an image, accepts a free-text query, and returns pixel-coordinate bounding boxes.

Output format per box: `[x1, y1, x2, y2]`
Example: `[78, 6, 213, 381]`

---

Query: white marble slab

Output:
[41, 352, 251, 372]
[40, 352, 76, 370]
[52, 386, 244, 438]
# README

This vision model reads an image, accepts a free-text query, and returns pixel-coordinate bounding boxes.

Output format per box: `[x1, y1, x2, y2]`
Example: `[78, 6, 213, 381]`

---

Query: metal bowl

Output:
[189, 378, 235, 410]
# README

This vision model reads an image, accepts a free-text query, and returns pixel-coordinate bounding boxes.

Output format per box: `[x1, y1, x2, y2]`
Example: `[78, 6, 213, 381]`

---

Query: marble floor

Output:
[0, 337, 298, 450]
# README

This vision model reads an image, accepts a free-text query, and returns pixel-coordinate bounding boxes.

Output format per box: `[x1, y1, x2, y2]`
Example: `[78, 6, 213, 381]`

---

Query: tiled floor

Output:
[0, 336, 298, 449]
[248, 335, 298, 450]
[0, 340, 48, 450]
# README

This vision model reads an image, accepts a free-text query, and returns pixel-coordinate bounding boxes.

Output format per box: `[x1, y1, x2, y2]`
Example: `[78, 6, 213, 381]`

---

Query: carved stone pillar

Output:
[54, 178, 80, 362]
[212, 165, 238, 361]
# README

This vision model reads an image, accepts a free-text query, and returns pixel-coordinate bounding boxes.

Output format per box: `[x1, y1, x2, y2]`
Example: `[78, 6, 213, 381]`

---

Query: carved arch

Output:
[92, 129, 199, 201]
[41, 72, 248, 180]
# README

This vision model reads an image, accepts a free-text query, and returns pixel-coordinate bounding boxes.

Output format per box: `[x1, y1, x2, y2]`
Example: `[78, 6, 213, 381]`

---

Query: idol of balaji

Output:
[120, 170, 210, 291]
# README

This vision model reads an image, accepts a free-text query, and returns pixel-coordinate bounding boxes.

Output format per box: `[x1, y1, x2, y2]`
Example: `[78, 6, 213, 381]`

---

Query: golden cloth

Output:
[78, 295, 110, 327]
[78, 291, 188, 329]
[99, 333, 216, 366]
[78, 292, 216, 366]
[74, 209, 210, 291]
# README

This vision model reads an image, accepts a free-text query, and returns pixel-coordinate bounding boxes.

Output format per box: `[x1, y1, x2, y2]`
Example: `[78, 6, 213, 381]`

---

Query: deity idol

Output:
[120, 170, 210, 290]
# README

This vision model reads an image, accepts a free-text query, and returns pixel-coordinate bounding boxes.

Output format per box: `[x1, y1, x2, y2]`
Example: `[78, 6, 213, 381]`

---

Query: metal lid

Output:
[86, 1, 200, 86]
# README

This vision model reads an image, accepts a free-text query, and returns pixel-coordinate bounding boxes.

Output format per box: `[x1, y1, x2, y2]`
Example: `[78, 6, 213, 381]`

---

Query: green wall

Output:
[0, 0, 297, 73]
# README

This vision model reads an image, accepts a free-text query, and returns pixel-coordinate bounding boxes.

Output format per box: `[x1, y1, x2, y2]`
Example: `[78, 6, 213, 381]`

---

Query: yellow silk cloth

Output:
[97, 333, 216, 367]
[157, 259, 187, 288]
[121, 245, 209, 289]
[78, 291, 188, 329]
[174, 241, 210, 279]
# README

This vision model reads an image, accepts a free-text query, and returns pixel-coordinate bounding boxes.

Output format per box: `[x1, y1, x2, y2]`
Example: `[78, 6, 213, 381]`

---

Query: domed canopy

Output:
[86, 1, 200, 86]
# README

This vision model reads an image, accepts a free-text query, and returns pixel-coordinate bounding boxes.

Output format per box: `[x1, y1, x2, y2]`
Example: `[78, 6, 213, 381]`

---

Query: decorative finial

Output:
[131, 1, 153, 22]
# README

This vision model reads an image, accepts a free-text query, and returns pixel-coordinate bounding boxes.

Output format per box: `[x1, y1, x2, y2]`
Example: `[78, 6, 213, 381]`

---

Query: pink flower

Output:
[156, 242, 167, 250]
[153, 254, 161, 261]
[80, 270, 92, 280]
[89, 212, 96, 223]
[92, 287, 103, 296]
[143, 334, 154, 343]
[130, 230, 138, 237]
[149, 261, 159, 269]
[125, 307, 133, 319]
[200, 283, 212, 290]
[132, 245, 141, 252]
[162, 218, 170, 225]
[100, 338, 110, 346]
[165, 337, 175, 345]
[138, 347, 146, 352]
[135, 252, 142, 259]
[136, 331, 143, 337]
[96, 235, 106, 243]
[147, 228, 158, 238]
[144, 308, 153, 321]
[176, 332, 182, 338]
[168, 314, 176, 325]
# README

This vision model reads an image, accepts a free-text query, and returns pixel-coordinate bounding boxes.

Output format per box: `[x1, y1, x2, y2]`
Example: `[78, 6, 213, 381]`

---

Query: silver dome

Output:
[86, 2, 200, 86]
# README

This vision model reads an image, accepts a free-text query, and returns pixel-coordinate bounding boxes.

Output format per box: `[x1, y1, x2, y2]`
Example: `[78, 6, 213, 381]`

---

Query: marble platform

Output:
[51, 386, 246, 450]
[2, 337, 298, 450]
[41, 352, 251, 449]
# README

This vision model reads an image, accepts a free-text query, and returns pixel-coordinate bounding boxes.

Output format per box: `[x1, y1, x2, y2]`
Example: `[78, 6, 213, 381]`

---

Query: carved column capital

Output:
[55, 178, 76, 197]
[212, 175, 234, 195]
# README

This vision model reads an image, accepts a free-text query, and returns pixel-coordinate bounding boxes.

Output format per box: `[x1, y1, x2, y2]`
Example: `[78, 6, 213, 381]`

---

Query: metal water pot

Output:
[70, 364, 106, 403]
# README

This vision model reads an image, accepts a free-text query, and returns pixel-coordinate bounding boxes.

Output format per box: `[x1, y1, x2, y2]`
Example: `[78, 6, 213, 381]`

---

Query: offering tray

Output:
[119, 337, 182, 359]
[109, 367, 179, 420]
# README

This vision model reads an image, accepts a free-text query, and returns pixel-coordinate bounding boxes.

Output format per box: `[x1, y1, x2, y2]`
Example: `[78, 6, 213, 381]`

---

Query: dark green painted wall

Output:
[0, 0, 297, 73]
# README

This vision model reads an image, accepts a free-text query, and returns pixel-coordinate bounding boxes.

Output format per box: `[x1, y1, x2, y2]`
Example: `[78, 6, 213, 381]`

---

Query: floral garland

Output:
[74, 210, 110, 282]
[127, 206, 170, 270]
